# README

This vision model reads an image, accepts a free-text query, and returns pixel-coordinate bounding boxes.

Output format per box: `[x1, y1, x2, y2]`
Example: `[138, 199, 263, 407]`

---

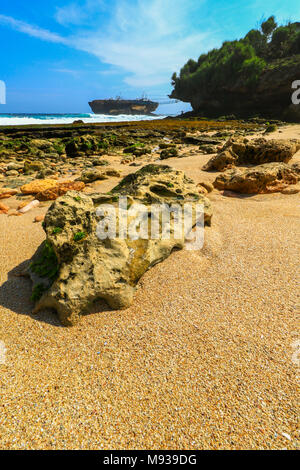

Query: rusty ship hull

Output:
[89, 99, 159, 115]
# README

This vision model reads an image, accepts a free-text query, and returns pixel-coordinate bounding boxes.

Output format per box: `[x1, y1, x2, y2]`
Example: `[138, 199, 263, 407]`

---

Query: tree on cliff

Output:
[261, 16, 277, 38]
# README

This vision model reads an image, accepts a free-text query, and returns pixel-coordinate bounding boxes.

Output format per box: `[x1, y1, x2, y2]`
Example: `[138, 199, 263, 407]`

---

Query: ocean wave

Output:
[0, 113, 165, 126]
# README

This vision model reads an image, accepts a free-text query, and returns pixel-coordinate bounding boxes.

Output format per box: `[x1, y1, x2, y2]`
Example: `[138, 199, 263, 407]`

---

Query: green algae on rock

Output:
[28, 165, 212, 326]
[203, 137, 300, 171]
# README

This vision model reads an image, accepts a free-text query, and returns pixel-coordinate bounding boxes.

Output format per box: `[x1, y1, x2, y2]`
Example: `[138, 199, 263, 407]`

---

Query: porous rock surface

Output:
[20, 178, 58, 194]
[36, 181, 85, 201]
[203, 137, 300, 171]
[214, 162, 300, 194]
[29, 165, 212, 326]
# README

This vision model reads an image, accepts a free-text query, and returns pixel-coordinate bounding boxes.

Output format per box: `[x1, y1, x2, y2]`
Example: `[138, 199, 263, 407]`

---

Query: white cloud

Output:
[75, 31, 208, 87]
[0, 1, 215, 88]
[55, 0, 106, 26]
[55, 4, 87, 26]
[0, 14, 69, 44]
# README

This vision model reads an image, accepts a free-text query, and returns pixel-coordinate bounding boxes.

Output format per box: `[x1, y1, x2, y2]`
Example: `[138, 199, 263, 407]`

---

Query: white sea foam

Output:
[0, 113, 165, 126]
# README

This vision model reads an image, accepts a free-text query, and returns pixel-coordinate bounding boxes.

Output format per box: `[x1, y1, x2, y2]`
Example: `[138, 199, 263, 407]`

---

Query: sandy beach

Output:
[0, 122, 299, 450]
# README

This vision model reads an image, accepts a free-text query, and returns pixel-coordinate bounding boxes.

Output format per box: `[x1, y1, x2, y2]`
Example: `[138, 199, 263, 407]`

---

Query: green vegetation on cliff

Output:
[170, 18, 300, 119]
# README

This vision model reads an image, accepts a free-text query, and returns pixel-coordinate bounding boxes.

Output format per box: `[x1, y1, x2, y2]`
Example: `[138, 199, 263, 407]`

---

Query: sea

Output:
[0, 113, 166, 126]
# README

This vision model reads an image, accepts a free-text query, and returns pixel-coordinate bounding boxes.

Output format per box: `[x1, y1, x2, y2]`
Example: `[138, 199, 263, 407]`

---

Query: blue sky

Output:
[0, 0, 299, 114]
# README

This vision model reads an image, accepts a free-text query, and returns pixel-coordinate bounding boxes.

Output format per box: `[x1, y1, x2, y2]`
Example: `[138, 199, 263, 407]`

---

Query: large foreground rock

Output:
[214, 162, 300, 194]
[29, 165, 212, 326]
[203, 138, 300, 171]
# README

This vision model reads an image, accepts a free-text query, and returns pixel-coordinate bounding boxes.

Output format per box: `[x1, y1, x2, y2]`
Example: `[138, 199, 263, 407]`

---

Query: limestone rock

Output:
[36, 168, 57, 179]
[0, 188, 18, 199]
[77, 169, 108, 183]
[5, 170, 19, 177]
[30, 139, 54, 151]
[160, 148, 178, 159]
[197, 181, 214, 193]
[36, 181, 85, 201]
[291, 162, 300, 175]
[6, 162, 23, 171]
[203, 137, 300, 172]
[24, 160, 45, 174]
[105, 168, 121, 178]
[0, 202, 9, 214]
[111, 164, 212, 224]
[202, 150, 237, 171]
[197, 185, 208, 194]
[224, 137, 300, 164]
[214, 162, 299, 194]
[123, 146, 151, 157]
[281, 184, 300, 195]
[65, 135, 101, 157]
[77, 168, 121, 183]
[29, 164, 212, 326]
[199, 144, 218, 154]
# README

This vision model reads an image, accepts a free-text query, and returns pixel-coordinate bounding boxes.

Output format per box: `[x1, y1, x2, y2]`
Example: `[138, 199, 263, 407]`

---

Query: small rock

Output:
[203, 151, 237, 171]
[0, 202, 9, 214]
[199, 144, 217, 154]
[281, 184, 300, 194]
[6, 162, 23, 171]
[20, 179, 58, 195]
[198, 181, 214, 193]
[77, 170, 108, 183]
[105, 168, 121, 178]
[5, 170, 20, 177]
[264, 124, 278, 133]
[0, 188, 18, 199]
[160, 147, 178, 160]
[36, 181, 85, 201]
[24, 160, 44, 174]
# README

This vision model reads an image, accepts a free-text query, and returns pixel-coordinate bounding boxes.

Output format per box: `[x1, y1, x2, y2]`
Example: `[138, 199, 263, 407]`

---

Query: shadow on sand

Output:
[221, 191, 258, 199]
[0, 259, 112, 327]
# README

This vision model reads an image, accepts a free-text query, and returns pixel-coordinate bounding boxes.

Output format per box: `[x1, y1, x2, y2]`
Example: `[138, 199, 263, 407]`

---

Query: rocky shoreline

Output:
[0, 118, 299, 449]
[1, 118, 300, 323]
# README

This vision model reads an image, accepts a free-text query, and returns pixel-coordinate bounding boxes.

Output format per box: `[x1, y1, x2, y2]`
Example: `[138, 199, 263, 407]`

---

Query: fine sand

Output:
[0, 125, 299, 449]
